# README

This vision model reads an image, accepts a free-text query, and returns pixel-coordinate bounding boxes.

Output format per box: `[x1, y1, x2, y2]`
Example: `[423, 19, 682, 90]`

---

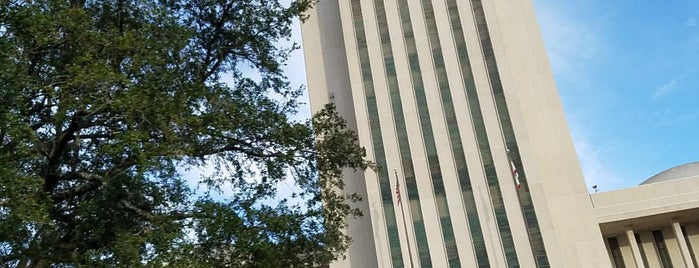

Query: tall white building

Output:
[301, 0, 612, 267]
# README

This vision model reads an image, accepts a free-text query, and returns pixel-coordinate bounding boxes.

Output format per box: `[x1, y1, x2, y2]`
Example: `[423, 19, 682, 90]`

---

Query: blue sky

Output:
[533, 0, 699, 191]
[285, 1, 699, 192]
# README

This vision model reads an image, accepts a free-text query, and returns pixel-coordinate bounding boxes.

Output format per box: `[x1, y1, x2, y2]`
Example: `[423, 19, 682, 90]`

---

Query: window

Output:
[607, 237, 625, 268]
[467, 0, 550, 265]
[634, 233, 650, 267]
[348, 1, 404, 266]
[681, 226, 698, 267]
[653, 230, 674, 268]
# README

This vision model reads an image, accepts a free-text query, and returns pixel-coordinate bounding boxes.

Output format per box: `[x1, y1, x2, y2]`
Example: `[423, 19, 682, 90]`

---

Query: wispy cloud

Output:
[535, 2, 621, 191]
[650, 107, 699, 127]
[688, 17, 697, 27]
[535, 3, 600, 82]
[571, 133, 626, 192]
[651, 78, 681, 100]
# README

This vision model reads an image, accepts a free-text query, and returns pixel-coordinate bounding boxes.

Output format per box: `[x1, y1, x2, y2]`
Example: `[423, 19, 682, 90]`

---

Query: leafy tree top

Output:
[0, 0, 370, 267]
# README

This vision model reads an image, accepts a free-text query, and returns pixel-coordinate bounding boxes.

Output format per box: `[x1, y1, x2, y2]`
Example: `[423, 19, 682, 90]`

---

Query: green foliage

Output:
[0, 0, 370, 266]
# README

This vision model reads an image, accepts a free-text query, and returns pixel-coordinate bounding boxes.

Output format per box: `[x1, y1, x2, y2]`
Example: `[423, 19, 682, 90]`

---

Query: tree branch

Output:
[44, 111, 88, 191]
[119, 200, 155, 221]
[193, 143, 285, 159]
[77, 133, 114, 140]
[48, 111, 87, 166]
[51, 175, 103, 201]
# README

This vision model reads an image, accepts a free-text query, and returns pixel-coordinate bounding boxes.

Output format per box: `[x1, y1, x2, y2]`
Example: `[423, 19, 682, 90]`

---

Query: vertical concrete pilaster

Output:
[626, 228, 646, 268]
[672, 220, 696, 268]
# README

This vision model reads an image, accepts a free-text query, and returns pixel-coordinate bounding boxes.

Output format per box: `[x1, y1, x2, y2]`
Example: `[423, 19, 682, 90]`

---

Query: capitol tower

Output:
[300, 0, 611, 266]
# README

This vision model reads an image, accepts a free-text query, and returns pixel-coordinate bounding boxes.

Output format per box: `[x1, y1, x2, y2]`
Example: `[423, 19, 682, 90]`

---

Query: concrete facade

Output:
[301, 0, 613, 267]
[593, 164, 699, 268]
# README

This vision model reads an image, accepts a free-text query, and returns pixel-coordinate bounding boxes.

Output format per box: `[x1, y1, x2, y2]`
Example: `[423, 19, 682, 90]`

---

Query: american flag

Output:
[395, 178, 401, 205]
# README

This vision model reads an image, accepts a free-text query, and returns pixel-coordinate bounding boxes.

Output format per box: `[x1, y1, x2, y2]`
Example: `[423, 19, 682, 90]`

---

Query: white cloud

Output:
[688, 17, 697, 27]
[651, 78, 680, 100]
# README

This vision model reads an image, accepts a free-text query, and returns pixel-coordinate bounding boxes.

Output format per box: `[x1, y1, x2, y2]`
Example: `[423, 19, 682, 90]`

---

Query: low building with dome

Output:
[591, 162, 699, 267]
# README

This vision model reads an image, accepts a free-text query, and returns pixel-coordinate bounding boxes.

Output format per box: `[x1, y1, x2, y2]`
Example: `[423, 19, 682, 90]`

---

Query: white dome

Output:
[640, 162, 699, 185]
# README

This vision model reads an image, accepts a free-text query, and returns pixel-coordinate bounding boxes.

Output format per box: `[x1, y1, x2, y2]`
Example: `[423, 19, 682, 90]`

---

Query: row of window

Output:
[608, 227, 699, 268]
[348, 1, 405, 266]
[372, 0, 434, 266]
[417, 0, 468, 266]
[441, 0, 492, 266]
[349, 0, 551, 266]
[468, 0, 551, 266]
[442, 0, 523, 266]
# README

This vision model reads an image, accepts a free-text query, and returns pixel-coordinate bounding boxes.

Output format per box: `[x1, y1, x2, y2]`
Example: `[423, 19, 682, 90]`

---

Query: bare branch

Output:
[52, 180, 102, 201]
[119, 200, 155, 221]
[60, 172, 105, 181]
[50, 172, 105, 201]
[77, 133, 114, 140]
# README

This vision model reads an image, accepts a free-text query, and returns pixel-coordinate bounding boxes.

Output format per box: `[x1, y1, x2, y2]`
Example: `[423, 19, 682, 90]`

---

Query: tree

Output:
[0, 0, 370, 266]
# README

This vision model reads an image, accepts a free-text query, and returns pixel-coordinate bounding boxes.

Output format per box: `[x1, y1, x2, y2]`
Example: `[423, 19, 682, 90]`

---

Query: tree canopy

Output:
[0, 0, 369, 267]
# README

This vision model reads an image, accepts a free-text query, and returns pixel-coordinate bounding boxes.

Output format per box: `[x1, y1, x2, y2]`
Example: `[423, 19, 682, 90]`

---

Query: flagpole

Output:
[394, 169, 415, 268]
